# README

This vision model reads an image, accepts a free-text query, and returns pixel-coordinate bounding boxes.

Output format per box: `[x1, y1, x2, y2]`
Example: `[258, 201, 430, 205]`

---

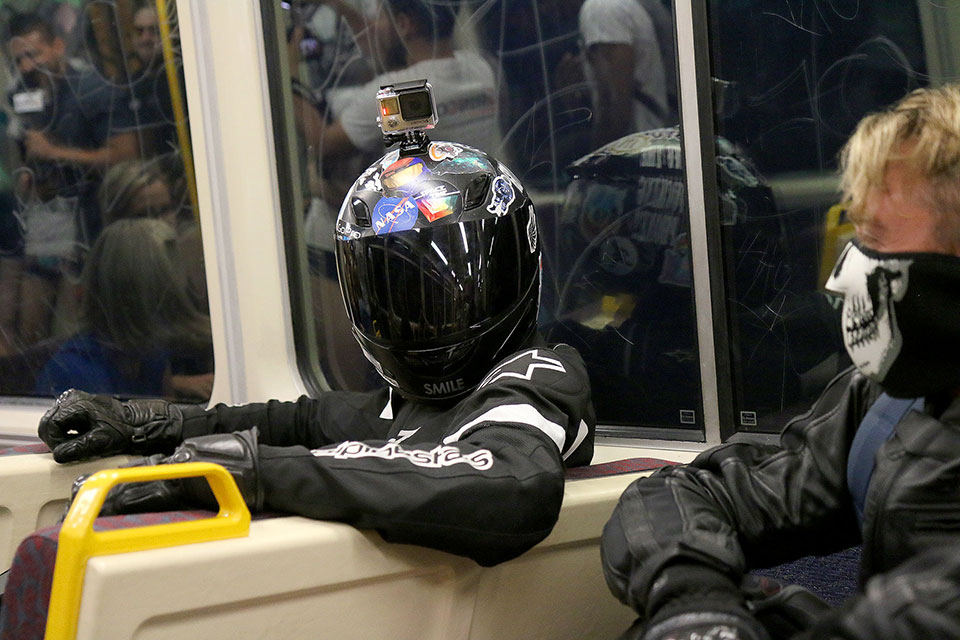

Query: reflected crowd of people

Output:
[283, 0, 682, 403]
[0, 0, 211, 400]
[0, 0, 875, 426]
[281, 0, 867, 430]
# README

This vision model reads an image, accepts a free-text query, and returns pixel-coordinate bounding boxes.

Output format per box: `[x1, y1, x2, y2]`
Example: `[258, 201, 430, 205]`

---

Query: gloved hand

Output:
[38, 389, 184, 463]
[633, 563, 771, 640]
[741, 575, 831, 638]
[70, 428, 264, 517]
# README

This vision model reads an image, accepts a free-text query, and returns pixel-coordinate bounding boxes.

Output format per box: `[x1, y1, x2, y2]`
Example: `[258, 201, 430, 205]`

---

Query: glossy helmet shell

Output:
[335, 141, 540, 402]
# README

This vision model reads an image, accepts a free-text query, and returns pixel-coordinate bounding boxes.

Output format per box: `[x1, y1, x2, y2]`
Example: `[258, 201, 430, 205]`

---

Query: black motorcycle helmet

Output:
[335, 141, 540, 402]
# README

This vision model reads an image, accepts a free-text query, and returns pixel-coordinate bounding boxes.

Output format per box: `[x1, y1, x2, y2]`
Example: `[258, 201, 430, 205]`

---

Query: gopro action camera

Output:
[377, 79, 439, 136]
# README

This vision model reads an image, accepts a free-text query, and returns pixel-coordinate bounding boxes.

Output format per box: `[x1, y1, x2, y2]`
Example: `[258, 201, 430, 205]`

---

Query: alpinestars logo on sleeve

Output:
[478, 349, 566, 388]
[311, 442, 493, 470]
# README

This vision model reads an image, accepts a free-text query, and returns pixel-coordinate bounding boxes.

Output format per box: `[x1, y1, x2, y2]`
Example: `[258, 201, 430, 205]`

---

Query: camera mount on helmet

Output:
[377, 79, 438, 155]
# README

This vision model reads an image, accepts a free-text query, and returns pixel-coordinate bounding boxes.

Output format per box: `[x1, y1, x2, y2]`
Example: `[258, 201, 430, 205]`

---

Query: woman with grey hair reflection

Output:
[97, 156, 206, 311]
[34, 218, 211, 399]
[98, 158, 179, 227]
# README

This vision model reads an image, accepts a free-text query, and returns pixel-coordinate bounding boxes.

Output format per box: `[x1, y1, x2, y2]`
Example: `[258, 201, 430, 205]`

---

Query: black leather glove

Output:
[72, 428, 264, 516]
[38, 389, 184, 463]
[741, 576, 831, 638]
[633, 563, 771, 640]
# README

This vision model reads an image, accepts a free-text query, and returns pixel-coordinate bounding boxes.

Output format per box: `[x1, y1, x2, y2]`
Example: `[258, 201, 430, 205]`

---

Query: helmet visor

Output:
[337, 214, 537, 347]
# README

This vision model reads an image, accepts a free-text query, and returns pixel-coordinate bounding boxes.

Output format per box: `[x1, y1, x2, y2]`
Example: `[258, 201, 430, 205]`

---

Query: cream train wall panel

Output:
[60, 447, 697, 640]
[0, 453, 134, 572]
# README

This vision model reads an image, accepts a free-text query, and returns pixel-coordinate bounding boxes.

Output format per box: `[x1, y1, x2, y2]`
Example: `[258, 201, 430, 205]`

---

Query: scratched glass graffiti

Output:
[280, 0, 960, 433]
[286, 0, 698, 431]
[0, 0, 213, 403]
[709, 0, 960, 431]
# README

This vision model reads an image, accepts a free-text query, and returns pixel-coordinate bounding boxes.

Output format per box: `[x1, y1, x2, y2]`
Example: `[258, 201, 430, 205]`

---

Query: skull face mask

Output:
[826, 240, 960, 398]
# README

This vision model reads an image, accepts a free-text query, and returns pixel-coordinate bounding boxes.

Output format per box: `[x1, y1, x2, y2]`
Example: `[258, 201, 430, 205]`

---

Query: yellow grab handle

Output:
[45, 462, 251, 640]
[819, 203, 856, 288]
[155, 0, 200, 222]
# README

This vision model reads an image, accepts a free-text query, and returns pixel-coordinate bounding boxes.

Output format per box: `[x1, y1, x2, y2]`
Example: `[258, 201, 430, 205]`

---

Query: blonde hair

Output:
[840, 84, 960, 250]
[81, 218, 210, 355]
[98, 159, 168, 226]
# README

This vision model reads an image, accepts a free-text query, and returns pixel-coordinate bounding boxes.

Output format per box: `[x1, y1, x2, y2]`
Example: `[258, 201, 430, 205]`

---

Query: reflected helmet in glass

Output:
[335, 142, 540, 402]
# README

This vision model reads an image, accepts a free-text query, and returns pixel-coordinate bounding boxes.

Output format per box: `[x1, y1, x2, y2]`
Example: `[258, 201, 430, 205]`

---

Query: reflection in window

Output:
[279, 0, 702, 433]
[706, 0, 960, 432]
[546, 128, 700, 430]
[0, 0, 212, 402]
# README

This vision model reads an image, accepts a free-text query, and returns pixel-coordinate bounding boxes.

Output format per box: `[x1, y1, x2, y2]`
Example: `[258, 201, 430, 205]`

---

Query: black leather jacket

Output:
[602, 367, 960, 639]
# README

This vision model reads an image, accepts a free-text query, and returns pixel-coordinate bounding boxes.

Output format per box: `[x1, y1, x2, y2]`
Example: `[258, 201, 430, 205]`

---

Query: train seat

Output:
[0, 446, 696, 640]
[0, 445, 135, 575]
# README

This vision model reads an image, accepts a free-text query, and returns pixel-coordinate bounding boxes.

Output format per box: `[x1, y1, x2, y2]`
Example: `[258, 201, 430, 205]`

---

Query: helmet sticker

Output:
[382, 157, 431, 192]
[418, 195, 459, 222]
[527, 206, 538, 253]
[336, 219, 362, 240]
[356, 163, 383, 192]
[433, 154, 492, 175]
[379, 149, 400, 169]
[411, 179, 462, 223]
[428, 141, 463, 162]
[372, 196, 418, 234]
[409, 179, 460, 201]
[497, 161, 522, 189]
[486, 176, 515, 217]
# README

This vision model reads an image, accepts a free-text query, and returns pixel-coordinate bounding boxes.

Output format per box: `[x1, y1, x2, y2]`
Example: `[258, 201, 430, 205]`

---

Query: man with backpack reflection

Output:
[601, 84, 960, 639]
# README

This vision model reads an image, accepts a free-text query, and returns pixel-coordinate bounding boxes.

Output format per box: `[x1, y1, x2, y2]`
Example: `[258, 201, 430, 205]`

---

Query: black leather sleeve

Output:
[793, 542, 960, 640]
[601, 368, 879, 616]
[255, 344, 595, 567]
[178, 390, 393, 448]
[256, 424, 565, 566]
[177, 345, 594, 566]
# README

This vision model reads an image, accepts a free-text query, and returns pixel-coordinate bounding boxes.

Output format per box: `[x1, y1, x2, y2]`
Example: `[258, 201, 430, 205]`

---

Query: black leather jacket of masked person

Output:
[602, 366, 960, 639]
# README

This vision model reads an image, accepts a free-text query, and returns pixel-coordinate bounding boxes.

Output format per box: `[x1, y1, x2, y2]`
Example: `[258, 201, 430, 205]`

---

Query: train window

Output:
[266, 0, 706, 438]
[705, 0, 960, 433]
[0, 1, 212, 403]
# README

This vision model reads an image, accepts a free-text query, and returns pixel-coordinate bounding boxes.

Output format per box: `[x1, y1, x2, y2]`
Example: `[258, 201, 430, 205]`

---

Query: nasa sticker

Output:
[372, 196, 418, 235]
[526, 206, 537, 253]
[428, 141, 463, 162]
[486, 175, 515, 217]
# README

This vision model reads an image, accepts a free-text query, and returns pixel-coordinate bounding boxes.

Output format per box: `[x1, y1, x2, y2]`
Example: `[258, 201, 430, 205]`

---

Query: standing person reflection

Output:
[579, 0, 676, 147]
[4, 11, 138, 346]
[128, 0, 180, 158]
[96, 158, 212, 397]
[318, 0, 500, 165]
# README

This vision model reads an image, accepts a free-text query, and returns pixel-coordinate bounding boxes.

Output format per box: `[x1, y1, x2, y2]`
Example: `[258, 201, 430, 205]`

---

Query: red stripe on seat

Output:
[565, 457, 678, 480]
